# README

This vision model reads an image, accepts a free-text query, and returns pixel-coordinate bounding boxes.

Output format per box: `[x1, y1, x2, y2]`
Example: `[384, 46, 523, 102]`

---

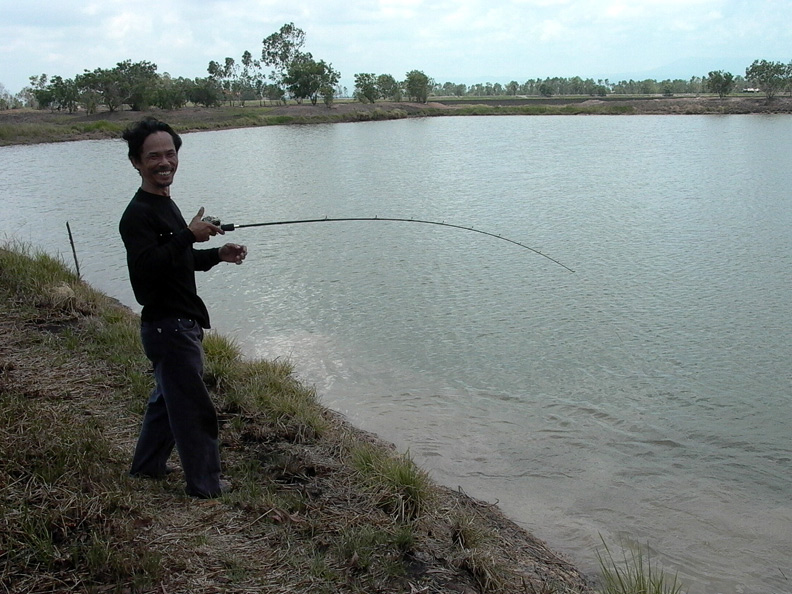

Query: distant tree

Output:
[688, 76, 704, 94]
[377, 74, 402, 100]
[506, 80, 520, 95]
[639, 79, 659, 94]
[189, 77, 223, 107]
[239, 50, 261, 106]
[28, 74, 54, 110]
[319, 63, 341, 105]
[76, 67, 124, 112]
[49, 76, 80, 113]
[115, 60, 158, 110]
[32, 88, 55, 110]
[745, 59, 787, 100]
[249, 55, 270, 106]
[787, 61, 792, 95]
[207, 60, 221, 80]
[1, 85, 23, 109]
[152, 74, 191, 110]
[253, 77, 266, 105]
[661, 78, 689, 95]
[208, 57, 240, 105]
[74, 73, 101, 114]
[567, 76, 585, 94]
[261, 22, 307, 92]
[706, 70, 735, 98]
[0, 83, 15, 109]
[538, 82, 553, 97]
[320, 84, 335, 108]
[285, 55, 315, 104]
[354, 73, 379, 103]
[285, 55, 339, 105]
[28, 74, 47, 90]
[263, 83, 286, 104]
[404, 70, 430, 102]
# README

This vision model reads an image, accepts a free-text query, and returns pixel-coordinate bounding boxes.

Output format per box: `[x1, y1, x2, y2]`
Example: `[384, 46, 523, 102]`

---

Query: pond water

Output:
[1, 114, 790, 593]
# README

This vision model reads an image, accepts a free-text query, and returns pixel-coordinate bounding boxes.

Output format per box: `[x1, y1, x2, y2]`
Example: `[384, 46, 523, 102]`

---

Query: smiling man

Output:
[119, 117, 247, 498]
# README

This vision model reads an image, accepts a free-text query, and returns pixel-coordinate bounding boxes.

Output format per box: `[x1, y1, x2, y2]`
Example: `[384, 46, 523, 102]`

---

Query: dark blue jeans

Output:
[131, 317, 222, 497]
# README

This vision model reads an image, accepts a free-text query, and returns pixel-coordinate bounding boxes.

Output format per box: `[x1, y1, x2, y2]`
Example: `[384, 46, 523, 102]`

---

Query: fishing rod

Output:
[204, 215, 575, 273]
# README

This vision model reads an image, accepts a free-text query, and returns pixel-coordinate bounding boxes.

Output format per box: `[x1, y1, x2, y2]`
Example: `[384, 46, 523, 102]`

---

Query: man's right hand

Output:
[189, 207, 224, 242]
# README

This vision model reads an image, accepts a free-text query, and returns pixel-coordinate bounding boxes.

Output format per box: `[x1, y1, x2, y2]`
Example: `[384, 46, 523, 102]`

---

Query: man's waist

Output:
[140, 306, 209, 328]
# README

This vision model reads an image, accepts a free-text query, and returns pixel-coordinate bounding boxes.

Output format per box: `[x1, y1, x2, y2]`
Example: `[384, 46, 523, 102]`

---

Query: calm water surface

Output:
[1, 115, 790, 594]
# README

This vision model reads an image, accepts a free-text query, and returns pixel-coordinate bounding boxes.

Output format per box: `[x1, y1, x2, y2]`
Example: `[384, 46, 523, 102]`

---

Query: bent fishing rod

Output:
[204, 215, 575, 273]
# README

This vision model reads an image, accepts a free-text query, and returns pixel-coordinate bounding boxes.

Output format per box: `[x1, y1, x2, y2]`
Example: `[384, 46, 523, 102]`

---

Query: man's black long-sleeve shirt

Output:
[119, 189, 220, 328]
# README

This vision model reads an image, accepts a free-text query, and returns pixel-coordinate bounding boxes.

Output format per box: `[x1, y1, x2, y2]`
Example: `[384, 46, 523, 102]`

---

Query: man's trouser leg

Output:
[133, 318, 222, 497]
[130, 383, 175, 478]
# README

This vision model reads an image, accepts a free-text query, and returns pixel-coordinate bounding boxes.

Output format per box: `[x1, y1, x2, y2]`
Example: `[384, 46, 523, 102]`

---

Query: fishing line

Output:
[205, 216, 575, 273]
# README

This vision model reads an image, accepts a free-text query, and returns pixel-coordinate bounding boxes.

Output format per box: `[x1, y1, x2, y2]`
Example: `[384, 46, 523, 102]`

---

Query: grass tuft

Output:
[350, 444, 434, 522]
[202, 330, 242, 390]
[452, 511, 488, 550]
[596, 537, 686, 594]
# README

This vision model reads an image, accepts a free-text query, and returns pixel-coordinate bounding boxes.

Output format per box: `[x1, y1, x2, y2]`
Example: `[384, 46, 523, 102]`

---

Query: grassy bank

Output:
[0, 245, 690, 593]
[0, 102, 632, 146]
[1, 243, 603, 593]
[2, 94, 790, 146]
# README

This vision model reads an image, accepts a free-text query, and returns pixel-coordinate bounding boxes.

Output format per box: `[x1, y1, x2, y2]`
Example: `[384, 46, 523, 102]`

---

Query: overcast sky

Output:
[1, 0, 790, 95]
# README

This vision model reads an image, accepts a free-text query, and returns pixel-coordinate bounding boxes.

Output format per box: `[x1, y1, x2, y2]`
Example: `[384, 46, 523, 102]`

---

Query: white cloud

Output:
[1, 0, 789, 94]
[537, 19, 570, 41]
[104, 12, 151, 42]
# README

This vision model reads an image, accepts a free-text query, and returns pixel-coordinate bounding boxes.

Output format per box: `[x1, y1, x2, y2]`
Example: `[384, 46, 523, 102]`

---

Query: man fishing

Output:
[119, 117, 247, 498]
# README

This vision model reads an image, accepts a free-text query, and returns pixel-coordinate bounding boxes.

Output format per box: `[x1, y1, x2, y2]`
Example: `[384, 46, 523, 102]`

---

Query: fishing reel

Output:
[202, 216, 235, 231]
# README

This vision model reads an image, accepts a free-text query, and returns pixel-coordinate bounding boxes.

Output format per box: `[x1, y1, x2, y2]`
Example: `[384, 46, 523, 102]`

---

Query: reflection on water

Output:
[1, 115, 791, 594]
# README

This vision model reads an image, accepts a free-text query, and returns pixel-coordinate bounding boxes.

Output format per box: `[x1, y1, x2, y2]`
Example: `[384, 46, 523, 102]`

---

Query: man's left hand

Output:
[219, 243, 248, 265]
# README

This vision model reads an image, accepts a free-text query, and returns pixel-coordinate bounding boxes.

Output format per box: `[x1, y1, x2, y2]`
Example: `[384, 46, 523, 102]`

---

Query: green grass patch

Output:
[73, 120, 124, 134]
[0, 392, 162, 591]
[263, 115, 296, 125]
[597, 538, 686, 594]
[349, 444, 433, 522]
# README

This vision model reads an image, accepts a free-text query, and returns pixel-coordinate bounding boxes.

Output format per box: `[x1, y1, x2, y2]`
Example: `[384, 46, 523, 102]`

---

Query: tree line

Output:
[1, 22, 790, 112]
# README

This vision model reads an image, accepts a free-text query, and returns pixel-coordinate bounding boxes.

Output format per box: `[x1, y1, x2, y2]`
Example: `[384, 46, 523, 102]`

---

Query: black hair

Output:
[122, 116, 182, 162]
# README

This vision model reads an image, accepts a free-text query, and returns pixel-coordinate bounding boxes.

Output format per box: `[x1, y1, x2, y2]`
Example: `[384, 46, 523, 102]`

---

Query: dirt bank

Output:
[2, 95, 790, 146]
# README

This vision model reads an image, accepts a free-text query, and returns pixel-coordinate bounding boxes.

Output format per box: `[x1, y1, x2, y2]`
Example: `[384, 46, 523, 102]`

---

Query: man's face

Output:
[132, 131, 179, 195]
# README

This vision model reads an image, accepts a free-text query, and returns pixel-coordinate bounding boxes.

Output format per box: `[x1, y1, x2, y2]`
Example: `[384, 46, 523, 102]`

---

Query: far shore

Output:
[1, 94, 790, 146]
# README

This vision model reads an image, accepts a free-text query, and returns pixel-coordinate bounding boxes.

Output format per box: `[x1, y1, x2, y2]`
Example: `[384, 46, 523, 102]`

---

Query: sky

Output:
[1, 0, 790, 95]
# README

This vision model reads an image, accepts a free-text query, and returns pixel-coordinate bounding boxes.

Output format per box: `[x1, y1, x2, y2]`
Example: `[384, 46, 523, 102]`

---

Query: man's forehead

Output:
[142, 131, 177, 153]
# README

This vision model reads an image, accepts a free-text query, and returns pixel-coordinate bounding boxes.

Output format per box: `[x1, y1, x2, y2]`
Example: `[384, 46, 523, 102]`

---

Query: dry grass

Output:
[0, 244, 595, 593]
